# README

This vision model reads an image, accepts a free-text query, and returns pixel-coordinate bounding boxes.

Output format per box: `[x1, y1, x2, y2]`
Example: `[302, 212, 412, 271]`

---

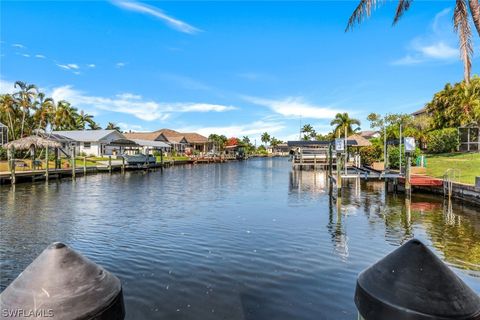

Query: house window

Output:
[84, 142, 91, 148]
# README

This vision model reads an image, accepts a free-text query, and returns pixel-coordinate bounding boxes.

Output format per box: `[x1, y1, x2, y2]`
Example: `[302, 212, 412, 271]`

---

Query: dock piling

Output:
[45, 146, 49, 181]
[108, 155, 112, 174]
[71, 147, 76, 180]
[355, 238, 480, 320]
[0, 242, 125, 319]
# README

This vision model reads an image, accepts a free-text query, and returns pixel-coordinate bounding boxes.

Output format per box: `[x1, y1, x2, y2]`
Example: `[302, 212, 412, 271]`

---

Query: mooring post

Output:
[45, 146, 49, 181]
[8, 147, 16, 185]
[328, 144, 333, 178]
[355, 238, 480, 320]
[83, 156, 87, 175]
[108, 155, 112, 174]
[71, 147, 76, 179]
[121, 156, 125, 174]
[160, 149, 164, 169]
[0, 242, 125, 319]
[405, 153, 411, 193]
[336, 153, 342, 190]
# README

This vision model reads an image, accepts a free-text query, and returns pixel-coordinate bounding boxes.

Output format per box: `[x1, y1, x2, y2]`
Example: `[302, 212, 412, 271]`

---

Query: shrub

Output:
[359, 145, 382, 166]
[0, 147, 7, 160]
[426, 128, 459, 154]
[388, 145, 420, 169]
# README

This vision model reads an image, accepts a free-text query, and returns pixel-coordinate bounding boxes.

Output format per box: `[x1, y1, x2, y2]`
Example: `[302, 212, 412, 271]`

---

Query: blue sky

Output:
[1, 1, 478, 142]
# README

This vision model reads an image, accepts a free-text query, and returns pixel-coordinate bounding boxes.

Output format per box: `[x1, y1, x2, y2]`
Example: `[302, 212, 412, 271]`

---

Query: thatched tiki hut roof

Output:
[347, 134, 372, 147]
[4, 136, 61, 151]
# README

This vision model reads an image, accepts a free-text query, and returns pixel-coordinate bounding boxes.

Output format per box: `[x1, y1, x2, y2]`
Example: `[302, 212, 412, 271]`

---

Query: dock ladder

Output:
[443, 168, 460, 198]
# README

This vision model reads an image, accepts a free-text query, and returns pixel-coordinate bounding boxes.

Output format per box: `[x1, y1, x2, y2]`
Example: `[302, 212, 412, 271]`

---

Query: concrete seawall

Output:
[414, 181, 480, 206]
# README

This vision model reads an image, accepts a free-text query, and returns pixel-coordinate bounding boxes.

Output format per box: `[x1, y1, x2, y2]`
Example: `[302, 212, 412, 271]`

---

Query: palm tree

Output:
[53, 101, 77, 130]
[88, 121, 102, 130]
[346, 0, 480, 84]
[14, 81, 37, 137]
[261, 132, 271, 146]
[330, 113, 361, 145]
[33, 93, 55, 132]
[301, 124, 317, 140]
[75, 110, 95, 130]
[106, 122, 121, 131]
[0, 94, 17, 140]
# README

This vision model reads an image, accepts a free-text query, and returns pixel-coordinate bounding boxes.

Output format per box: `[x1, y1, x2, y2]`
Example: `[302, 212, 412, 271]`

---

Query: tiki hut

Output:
[4, 136, 61, 151]
[347, 134, 372, 147]
[4, 136, 62, 170]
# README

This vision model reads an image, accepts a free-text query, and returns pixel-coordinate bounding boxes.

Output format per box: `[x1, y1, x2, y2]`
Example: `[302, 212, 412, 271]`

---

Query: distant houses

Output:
[43, 128, 209, 157]
[53, 130, 134, 157]
[124, 129, 210, 155]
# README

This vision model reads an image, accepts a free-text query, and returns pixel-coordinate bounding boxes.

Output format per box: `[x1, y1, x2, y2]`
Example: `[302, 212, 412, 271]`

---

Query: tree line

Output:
[0, 81, 120, 141]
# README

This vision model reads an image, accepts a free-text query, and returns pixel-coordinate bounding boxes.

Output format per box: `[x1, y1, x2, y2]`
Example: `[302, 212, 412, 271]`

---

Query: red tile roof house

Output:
[124, 129, 211, 155]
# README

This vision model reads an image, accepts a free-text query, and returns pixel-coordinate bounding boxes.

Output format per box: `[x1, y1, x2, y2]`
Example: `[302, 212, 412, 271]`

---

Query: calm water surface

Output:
[1, 158, 479, 319]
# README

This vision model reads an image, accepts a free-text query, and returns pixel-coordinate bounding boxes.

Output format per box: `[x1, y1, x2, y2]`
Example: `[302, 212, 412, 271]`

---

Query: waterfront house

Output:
[0, 122, 8, 146]
[53, 130, 136, 157]
[125, 129, 210, 155]
[125, 139, 171, 155]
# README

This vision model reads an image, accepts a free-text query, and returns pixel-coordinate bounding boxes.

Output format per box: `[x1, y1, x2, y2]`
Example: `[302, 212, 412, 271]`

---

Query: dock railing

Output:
[443, 168, 461, 198]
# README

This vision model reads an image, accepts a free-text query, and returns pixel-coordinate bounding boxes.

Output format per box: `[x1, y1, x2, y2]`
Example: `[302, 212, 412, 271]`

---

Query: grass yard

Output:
[0, 159, 98, 172]
[425, 153, 480, 185]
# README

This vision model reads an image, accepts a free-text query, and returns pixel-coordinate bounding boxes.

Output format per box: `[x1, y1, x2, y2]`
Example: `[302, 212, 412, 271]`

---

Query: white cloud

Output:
[35, 54, 46, 59]
[12, 43, 25, 49]
[118, 122, 145, 132]
[50, 85, 236, 122]
[419, 42, 457, 59]
[0, 79, 16, 94]
[392, 8, 459, 66]
[87, 64, 96, 68]
[116, 62, 126, 68]
[111, 0, 201, 34]
[67, 64, 79, 70]
[178, 121, 285, 139]
[21, 53, 30, 58]
[57, 64, 71, 70]
[244, 96, 342, 120]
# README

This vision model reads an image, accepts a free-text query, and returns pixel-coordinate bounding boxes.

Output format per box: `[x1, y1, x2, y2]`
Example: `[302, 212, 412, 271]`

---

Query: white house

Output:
[53, 130, 135, 157]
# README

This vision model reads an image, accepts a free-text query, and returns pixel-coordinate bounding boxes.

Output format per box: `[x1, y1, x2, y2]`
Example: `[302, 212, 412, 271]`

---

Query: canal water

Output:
[1, 157, 479, 319]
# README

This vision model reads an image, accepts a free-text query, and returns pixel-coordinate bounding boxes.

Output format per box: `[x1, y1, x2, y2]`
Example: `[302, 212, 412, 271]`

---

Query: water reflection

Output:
[288, 170, 480, 274]
[1, 159, 479, 319]
[326, 195, 349, 261]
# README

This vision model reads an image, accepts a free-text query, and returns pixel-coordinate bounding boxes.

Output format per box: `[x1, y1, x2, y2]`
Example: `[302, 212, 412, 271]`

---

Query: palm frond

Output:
[346, 0, 382, 31]
[454, 0, 473, 84]
[393, 0, 413, 25]
[469, 0, 480, 36]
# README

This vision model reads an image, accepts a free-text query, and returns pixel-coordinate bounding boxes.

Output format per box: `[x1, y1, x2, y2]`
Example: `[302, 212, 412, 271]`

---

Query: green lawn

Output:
[425, 153, 480, 185]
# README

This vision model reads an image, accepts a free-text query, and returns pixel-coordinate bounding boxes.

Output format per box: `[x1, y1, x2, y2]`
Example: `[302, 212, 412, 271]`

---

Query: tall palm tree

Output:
[0, 94, 17, 140]
[53, 101, 77, 130]
[14, 81, 37, 137]
[301, 124, 317, 140]
[330, 112, 361, 142]
[106, 122, 120, 131]
[75, 110, 95, 130]
[261, 132, 271, 145]
[33, 92, 55, 132]
[346, 0, 480, 84]
[88, 121, 102, 130]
